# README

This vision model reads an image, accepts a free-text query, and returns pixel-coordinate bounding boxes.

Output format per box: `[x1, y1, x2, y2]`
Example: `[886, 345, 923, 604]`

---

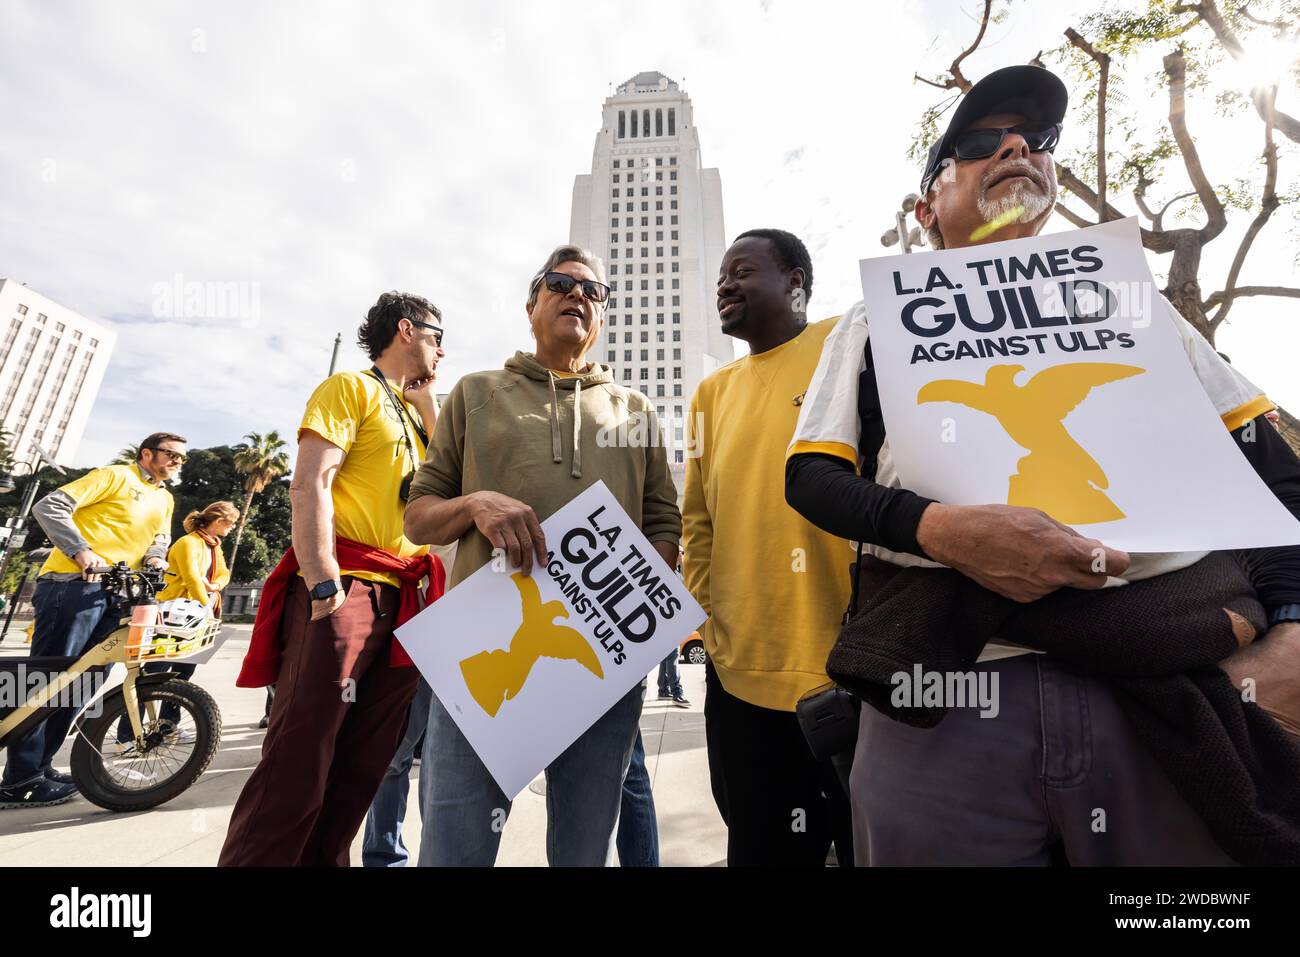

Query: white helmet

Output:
[157, 598, 210, 633]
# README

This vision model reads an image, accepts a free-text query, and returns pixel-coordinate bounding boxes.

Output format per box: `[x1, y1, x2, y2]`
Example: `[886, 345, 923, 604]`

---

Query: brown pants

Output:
[220, 576, 420, 866]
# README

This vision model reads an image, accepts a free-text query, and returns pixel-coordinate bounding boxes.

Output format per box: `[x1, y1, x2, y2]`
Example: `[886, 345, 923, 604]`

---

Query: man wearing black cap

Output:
[783, 65, 1300, 865]
[914, 64, 1067, 252]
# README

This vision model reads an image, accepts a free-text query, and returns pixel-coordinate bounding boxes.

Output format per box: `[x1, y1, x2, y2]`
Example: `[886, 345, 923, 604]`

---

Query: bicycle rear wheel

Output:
[71, 678, 221, 812]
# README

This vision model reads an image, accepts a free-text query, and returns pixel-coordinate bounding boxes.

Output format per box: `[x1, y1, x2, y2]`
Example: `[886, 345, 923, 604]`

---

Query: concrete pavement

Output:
[0, 622, 726, 866]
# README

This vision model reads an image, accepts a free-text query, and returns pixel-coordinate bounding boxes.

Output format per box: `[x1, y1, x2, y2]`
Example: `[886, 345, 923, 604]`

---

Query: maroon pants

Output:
[220, 576, 419, 866]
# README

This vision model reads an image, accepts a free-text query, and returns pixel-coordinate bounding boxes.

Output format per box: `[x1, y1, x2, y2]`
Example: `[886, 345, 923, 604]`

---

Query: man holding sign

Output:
[404, 245, 682, 867]
[785, 65, 1300, 865]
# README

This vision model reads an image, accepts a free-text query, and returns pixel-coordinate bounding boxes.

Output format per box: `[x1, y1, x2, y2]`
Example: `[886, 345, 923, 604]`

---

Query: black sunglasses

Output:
[406, 318, 444, 347]
[951, 123, 1061, 162]
[535, 271, 611, 304]
[144, 447, 187, 464]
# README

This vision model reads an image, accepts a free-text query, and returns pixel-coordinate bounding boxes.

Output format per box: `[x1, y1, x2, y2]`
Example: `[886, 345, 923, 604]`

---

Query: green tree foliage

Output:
[228, 431, 291, 577]
[0, 551, 30, 597]
[0, 428, 15, 475]
[169, 443, 291, 583]
[110, 445, 138, 465]
[0, 448, 292, 587]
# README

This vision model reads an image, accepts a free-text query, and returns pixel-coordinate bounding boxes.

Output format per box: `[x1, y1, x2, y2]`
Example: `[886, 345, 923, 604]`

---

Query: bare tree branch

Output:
[1208, 86, 1281, 330]
[1056, 162, 1177, 251]
[949, 0, 994, 92]
[1163, 48, 1228, 240]
[1236, 3, 1291, 31]
[914, 0, 992, 94]
[1133, 167, 1158, 222]
[1179, 0, 1300, 143]
[1157, 191, 1198, 223]
[1054, 202, 1095, 228]
[1065, 27, 1112, 220]
[914, 74, 955, 90]
[1206, 285, 1300, 305]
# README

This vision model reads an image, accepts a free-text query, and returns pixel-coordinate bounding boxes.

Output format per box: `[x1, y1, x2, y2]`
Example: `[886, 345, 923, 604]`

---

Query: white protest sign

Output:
[396, 480, 704, 798]
[859, 217, 1300, 552]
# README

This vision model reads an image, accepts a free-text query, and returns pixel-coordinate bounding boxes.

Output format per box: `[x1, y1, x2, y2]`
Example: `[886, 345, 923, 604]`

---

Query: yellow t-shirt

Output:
[299, 371, 429, 588]
[682, 319, 856, 711]
[156, 531, 230, 603]
[40, 465, 175, 576]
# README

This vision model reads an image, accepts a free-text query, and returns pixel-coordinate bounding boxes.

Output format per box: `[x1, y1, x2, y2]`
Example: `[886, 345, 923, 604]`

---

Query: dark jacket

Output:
[828, 552, 1300, 866]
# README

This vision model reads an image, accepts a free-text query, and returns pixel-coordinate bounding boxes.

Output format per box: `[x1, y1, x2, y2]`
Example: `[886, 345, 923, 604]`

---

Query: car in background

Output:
[679, 631, 706, 665]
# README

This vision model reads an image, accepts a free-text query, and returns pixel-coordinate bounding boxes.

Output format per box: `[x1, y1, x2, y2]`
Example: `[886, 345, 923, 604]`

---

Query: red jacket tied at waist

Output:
[235, 537, 445, 688]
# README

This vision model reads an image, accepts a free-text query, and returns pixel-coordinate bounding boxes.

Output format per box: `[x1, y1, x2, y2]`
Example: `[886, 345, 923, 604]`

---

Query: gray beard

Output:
[976, 178, 1057, 225]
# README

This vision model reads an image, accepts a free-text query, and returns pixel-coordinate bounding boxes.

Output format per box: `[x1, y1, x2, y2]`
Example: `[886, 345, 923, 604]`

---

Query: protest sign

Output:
[396, 480, 705, 798]
[859, 216, 1300, 552]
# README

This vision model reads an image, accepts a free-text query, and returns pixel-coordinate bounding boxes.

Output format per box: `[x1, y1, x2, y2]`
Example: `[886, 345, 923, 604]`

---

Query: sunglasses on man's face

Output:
[537, 271, 611, 304]
[145, 447, 187, 464]
[951, 123, 1061, 162]
[407, 318, 444, 347]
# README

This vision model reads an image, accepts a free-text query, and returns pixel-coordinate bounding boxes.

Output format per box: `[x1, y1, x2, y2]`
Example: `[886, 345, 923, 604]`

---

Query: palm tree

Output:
[0, 428, 15, 475]
[228, 430, 290, 577]
[110, 445, 138, 465]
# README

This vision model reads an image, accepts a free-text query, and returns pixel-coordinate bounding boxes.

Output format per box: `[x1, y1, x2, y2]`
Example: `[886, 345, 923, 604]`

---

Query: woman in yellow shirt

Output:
[157, 501, 239, 612]
[118, 501, 239, 743]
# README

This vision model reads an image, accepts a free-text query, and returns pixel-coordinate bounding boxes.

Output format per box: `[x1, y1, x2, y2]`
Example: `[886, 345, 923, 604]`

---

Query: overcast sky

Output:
[2, 0, 1296, 468]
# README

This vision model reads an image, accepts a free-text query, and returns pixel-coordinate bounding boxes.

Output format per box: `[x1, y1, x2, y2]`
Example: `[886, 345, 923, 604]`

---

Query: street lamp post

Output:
[0, 444, 66, 589]
[328, 333, 342, 375]
[881, 193, 926, 254]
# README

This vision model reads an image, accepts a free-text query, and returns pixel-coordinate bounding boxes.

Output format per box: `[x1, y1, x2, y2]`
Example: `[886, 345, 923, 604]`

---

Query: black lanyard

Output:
[367, 367, 429, 452]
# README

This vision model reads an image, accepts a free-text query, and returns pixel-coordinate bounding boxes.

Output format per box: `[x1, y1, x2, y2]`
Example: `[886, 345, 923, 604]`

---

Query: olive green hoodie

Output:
[410, 351, 682, 588]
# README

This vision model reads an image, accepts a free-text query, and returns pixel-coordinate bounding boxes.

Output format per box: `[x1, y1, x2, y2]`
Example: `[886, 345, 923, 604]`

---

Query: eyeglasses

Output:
[406, 318, 444, 347]
[144, 447, 187, 464]
[950, 123, 1060, 162]
[533, 271, 611, 304]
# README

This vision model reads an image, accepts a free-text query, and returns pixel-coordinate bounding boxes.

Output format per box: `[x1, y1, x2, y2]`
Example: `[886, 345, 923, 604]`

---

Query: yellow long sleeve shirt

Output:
[682, 318, 856, 711]
[157, 531, 230, 603]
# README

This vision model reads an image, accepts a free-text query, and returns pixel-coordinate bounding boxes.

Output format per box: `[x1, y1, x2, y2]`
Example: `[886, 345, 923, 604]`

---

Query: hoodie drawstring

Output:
[572, 378, 583, 479]
[546, 370, 584, 479]
[547, 372, 563, 465]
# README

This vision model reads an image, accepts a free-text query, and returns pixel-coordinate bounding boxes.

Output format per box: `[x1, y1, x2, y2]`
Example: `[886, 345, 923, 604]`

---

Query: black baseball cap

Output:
[919, 65, 1068, 195]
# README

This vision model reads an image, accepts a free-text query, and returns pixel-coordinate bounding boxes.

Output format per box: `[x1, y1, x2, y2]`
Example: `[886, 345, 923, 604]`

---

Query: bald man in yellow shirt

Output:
[683, 230, 855, 866]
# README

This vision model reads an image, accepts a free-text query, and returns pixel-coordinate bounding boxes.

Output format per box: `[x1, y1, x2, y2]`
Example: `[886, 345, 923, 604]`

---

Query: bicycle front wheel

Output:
[71, 678, 222, 812]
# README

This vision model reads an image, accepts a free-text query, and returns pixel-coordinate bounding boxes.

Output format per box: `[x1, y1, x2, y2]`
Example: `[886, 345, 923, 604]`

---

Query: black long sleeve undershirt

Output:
[786, 413, 1300, 612]
[1231, 415, 1300, 610]
[784, 452, 936, 559]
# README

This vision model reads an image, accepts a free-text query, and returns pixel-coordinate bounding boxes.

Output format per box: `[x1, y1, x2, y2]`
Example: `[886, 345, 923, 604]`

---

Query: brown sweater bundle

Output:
[827, 552, 1300, 865]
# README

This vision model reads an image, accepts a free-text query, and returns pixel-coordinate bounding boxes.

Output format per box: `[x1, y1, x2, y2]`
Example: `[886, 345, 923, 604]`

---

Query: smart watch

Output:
[1269, 603, 1300, 626]
[310, 579, 342, 601]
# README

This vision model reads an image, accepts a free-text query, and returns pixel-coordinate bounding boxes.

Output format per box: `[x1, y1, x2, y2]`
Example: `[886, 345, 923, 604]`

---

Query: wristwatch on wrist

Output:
[309, 579, 342, 601]
[1269, 603, 1300, 626]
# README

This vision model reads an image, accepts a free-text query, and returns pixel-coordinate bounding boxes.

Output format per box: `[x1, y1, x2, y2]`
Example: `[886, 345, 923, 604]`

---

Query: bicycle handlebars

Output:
[84, 562, 165, 602]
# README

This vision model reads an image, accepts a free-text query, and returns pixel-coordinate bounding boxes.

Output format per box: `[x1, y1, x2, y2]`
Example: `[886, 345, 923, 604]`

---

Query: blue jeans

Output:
[2, 579, 121, 787]
[657, 649, 682, 697]
[362, 679, 432, 867]
[418, 681, 644, 866]
[616, 729, 659, 866]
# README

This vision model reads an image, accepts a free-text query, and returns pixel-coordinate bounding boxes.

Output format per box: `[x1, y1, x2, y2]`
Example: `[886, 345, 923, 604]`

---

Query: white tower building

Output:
[0, 279, 116, 468]
[569, 71, 734, 489]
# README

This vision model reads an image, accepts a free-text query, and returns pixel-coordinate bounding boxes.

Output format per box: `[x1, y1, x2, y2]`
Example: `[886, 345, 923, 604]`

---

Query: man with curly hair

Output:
[221, 291, 447, 866]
